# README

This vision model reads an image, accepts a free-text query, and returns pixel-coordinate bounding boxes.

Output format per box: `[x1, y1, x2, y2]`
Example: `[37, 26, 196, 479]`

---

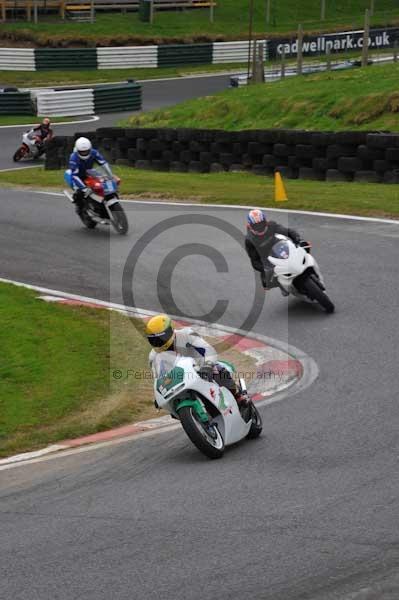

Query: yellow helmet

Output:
[145, 314, 175, 352]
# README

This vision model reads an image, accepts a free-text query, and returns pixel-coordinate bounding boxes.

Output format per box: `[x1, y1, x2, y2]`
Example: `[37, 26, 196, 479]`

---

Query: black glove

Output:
[298, 239, 312, 253]
[198, 365, 214, 382]
[261, 268, 275, 290]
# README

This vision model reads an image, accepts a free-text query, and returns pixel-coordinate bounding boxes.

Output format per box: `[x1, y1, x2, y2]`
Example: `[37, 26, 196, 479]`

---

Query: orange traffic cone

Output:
[275, 170, 288, 202]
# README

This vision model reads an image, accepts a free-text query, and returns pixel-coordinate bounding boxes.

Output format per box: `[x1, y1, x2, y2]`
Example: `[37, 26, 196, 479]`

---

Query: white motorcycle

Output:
[153, 351, 262, 459]
[268, 234, 335, 313]
[13, 130, 46, 162]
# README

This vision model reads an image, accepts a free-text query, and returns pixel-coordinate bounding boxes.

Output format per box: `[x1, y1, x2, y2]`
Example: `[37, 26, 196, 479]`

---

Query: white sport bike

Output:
[13, 130, 46, 162]
[153, 351, 262, 459]
[268, 234, 335, 313]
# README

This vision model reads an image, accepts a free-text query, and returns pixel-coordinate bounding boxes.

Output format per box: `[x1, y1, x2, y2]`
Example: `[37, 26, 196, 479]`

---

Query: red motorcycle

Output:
[64, 169, 128, 235]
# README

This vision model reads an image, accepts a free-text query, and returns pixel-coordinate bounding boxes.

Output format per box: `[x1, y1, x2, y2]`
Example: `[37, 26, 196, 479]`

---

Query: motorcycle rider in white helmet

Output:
[64, 137, 115, 214]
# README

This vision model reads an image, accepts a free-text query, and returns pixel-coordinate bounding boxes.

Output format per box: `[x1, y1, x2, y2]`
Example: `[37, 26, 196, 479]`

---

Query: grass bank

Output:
[0, 63, 243, 88]
[1, 166, 398, 219]
[124, 62, 399, 132]
[0, 115, 88, 126]
[0, 282, 152, 457]
[0, 2, 398, 45]
[0, 281, 257, 457]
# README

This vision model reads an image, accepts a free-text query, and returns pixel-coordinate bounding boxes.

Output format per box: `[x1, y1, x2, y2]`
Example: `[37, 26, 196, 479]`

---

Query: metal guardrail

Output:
[29, 82, 142, 116]
[157, 43, 213, 67]
[35, 88, 95, 116]
[93, 82, 142, 112]
[0, 48, 36, 71]
[97, 46, 157, 69]
[213, 40, 267, 64]
[0, 91, 34, 115]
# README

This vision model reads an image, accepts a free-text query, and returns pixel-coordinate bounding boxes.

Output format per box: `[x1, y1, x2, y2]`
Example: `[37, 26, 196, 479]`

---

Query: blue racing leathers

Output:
[64, 149, 113, 190]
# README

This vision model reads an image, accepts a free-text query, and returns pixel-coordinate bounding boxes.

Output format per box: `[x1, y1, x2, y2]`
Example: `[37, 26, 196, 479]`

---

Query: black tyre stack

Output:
[46, 127, 399, 184]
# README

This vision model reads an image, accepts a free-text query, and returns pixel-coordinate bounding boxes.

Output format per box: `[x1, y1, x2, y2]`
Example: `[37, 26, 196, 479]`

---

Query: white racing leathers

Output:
[149, 327, 217, 374]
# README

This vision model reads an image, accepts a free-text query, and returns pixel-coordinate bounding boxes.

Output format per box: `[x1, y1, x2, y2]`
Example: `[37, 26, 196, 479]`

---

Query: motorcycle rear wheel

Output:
[108, 201, 128, 235]
[302, 276, 335, 313]
[178, 406, 224, 459]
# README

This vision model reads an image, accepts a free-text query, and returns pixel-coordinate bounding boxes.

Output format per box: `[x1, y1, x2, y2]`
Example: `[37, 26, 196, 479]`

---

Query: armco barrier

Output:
[45, 127, 399, 184]
[0, 48, 36, 71]
[0, 91, 34, 115]
[158, 43, 213, 67]
[36, 89, 95, 116]
[97, 46, 158, 69]
[213, 40, 267, 64]
[35, 48, 98, 70]
[93, 82, 142, 113]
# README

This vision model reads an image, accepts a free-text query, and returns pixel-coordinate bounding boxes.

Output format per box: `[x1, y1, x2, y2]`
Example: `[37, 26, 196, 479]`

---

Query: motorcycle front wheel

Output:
[78, 210, 97, 230]
[108, 201, 128, 235]
[178, 406, 224, 459]
[246, 403, 263, 439]
[13, 146, 26, 162]
[302, 276, 335, 313]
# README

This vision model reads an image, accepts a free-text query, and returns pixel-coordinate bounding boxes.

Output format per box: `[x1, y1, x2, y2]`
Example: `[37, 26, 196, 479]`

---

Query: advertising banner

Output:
[268, 27, 399, 59]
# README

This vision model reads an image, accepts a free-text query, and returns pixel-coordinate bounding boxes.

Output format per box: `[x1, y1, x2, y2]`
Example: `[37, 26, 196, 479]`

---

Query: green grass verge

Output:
[0, 115, 87, 126]
[124, 62, 399, 132]
[0, 2, 398, 44]
[0, 282, 153, 458]
[0, 63, 245, 88]
[0, 281, 257, 457]
[1, 165, 399, 219]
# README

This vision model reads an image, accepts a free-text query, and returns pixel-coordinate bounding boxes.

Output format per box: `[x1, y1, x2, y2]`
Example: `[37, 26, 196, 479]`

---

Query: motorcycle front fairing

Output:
[85, 170, 120, 221]
[268, 235, 323, 294]
[153, 352, 251, 446]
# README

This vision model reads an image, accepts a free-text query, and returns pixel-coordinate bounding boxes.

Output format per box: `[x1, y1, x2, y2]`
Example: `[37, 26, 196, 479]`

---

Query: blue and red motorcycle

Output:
[64, 168, 128, 235]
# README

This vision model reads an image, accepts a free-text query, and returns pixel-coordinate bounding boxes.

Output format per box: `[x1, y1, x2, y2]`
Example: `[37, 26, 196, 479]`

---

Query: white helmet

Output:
[75, 137, 92, 160]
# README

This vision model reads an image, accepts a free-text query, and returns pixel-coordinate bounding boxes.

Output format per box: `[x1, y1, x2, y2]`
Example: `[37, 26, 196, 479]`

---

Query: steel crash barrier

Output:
[0, 40, 266, 70]
[0, 82, 141, 117]
[0, 90, 34, 115]
[35, 88, 95, 116]
[0, 48, 36, 71]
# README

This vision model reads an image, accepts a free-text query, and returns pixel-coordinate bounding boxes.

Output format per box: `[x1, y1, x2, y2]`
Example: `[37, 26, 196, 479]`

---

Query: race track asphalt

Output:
[0, 188, 398, 600]
[0, 73, 230, 171]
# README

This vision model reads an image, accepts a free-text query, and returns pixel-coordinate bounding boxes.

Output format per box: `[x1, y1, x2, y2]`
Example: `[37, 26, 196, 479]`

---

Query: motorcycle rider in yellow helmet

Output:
[146, 314, 250, 411]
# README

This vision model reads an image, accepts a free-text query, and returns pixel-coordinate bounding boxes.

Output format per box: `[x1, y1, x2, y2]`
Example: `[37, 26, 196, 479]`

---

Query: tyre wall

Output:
[46, 127, 399, 184]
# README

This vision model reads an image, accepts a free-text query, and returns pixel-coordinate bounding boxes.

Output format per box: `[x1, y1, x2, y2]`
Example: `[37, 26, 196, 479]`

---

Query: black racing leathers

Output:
[245, 221, 302, 289]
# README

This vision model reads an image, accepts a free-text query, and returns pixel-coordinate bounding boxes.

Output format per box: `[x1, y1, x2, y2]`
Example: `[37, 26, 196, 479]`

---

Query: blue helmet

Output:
[247, 209, 268, 236]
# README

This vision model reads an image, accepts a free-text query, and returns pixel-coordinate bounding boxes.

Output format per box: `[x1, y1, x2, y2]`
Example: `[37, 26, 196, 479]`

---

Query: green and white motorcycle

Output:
[153, 351, 262, 459]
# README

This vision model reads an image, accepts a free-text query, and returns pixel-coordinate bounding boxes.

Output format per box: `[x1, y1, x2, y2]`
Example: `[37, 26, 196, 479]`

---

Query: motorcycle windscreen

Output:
[271, 240, 290, 259]
[152, 350, 179, 378]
